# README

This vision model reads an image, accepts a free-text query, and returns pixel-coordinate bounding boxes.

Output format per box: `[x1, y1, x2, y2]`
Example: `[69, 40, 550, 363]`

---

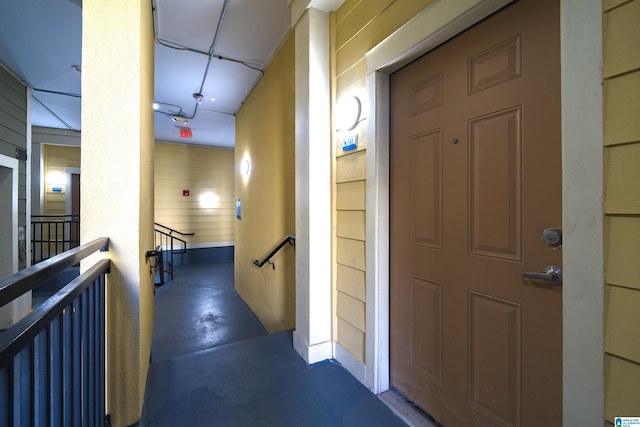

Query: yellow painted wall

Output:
[154, 142, 235, 246]
[603, 0, 640, 423]
[235, 32, 296, 333]
[43, 144, 80, 214]
[332, 0, 434, 362]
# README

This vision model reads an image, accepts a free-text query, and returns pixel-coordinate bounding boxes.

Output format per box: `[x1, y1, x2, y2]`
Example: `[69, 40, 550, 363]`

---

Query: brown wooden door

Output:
[389, 0, 562, 425]
[71, 173, 80, 247]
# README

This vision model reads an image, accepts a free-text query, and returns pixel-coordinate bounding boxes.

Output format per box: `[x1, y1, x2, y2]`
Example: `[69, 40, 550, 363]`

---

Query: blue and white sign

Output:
[616, 417, 640, 427]
[342, 134, 358, 151]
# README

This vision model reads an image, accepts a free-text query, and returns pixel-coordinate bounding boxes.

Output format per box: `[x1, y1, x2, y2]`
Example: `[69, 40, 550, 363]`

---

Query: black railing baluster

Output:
[81, 290, 89, 425]
[36, 329, 49, 426]
[0, 361, 9, 425]
[19, 344, 33, 425]
[0, 238, 109, 425]
[51, 315, 62, 426]
[98, 277, 105, 426]
[63, 305, 72, 425]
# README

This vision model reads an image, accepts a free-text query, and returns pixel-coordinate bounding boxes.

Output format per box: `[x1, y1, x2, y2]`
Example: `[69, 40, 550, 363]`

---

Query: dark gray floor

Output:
[141, 260, 408, 426]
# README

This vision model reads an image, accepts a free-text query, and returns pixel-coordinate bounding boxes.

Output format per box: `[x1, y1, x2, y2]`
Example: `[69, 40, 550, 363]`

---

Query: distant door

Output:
[71, 173, 80, 247]
[389, 0, 562, 425]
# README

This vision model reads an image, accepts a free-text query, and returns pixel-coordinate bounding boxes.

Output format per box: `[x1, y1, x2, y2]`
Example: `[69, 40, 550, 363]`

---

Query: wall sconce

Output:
[199, 192, 219, 209]
[46, 171, 66, 185]
[240, 158, 251, 177]
[336, 95, 361, 131]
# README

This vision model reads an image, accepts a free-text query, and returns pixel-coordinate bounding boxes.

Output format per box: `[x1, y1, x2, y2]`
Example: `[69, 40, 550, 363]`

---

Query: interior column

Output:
[81, 0, 155, 424]
[293, 6, 333, 364]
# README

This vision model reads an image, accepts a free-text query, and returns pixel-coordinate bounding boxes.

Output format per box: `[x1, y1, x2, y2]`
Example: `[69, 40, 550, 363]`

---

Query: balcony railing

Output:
[0, 237, 109, 425]
[31, 214, 80, 265]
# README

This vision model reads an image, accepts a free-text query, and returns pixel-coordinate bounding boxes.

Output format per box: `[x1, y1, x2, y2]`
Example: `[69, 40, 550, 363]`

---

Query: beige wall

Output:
[332, 0, 434, 362]
[603, 0, 640, 423]
[154, 142, 235, 246]
[235, 33, 296, 333]
[32, 127, 82, 216]
[42, 144, 80, 214]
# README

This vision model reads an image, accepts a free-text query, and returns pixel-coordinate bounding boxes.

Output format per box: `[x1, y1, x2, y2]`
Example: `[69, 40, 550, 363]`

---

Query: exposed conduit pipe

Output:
[151, 0, 265, 119]
[32, 95, 76, 131]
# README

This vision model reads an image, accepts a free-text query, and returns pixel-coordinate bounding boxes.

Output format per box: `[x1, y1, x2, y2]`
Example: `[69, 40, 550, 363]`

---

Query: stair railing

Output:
[253, 235, 296, 270]
[153, 223, 194, 282]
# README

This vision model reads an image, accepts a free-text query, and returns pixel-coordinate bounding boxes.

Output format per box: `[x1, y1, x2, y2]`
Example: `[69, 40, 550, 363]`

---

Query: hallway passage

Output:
[140, 257, 409, 426]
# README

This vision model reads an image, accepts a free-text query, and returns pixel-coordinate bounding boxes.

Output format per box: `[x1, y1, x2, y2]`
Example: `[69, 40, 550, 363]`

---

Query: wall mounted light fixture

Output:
[336, 95, 361, 131]
[240, 158, 251, 177]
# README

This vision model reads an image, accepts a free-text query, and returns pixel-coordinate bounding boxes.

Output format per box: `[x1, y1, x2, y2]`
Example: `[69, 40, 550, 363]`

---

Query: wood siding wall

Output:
[42, 144, 80, 214]
[603, 0, 640, 423]
[32, 127, 82, 216]
[332, 0, 434, 362]
[0, 65, 28, 270]
[154, 142, 235, 246]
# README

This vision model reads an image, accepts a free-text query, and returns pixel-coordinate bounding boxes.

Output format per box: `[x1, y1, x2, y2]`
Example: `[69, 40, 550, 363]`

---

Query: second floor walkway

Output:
[140, 258, 414, 426]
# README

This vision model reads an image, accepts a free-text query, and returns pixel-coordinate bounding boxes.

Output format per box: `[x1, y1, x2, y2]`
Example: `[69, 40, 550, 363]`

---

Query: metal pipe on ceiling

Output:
[151, 0, 265, 120]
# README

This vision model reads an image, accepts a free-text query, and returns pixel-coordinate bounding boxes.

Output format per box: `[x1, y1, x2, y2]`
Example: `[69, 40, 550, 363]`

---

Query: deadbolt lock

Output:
[542, 227, 562, 248]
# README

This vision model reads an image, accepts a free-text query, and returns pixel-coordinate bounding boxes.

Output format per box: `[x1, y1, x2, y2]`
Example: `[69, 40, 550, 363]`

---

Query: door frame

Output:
[0, 153, 19, 276]
[363, 0, 604, 424]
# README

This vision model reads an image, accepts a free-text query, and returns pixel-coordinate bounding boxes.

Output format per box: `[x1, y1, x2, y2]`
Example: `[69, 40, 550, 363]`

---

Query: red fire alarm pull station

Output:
[180, 129, 192, 138]
[183, 190, 190, 197]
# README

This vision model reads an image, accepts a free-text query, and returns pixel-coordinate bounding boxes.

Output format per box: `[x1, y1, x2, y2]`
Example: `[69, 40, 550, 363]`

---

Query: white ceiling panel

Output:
[0, 0, 293, 148]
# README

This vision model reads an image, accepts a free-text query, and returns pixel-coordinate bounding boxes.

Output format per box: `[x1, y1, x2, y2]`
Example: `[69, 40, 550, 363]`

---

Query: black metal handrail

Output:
[153, 223, 193, 282]
[0, 237, 109, 425]
[154, 222, 195, 237]
[253, 235, 296, 270]
[0, 237, 109, 306]
[31, 214, 81, 265]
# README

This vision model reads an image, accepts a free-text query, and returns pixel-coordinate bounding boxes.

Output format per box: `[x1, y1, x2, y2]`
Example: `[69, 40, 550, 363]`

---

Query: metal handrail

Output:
[0, 237, 109, 306]
[153, 222, 195, 237]
[153, 223, 193, 281]
[0, 237, 109, 425]
[0, 258, 109, 368]
[253, 235, 296, 269]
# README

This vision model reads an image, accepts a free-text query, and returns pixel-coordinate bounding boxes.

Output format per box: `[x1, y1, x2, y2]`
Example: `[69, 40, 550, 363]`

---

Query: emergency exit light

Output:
[180, 129, 192, 138]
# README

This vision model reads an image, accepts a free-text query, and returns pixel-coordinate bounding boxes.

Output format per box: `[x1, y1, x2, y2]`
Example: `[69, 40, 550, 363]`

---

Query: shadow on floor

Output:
[141, 260, 408, 426]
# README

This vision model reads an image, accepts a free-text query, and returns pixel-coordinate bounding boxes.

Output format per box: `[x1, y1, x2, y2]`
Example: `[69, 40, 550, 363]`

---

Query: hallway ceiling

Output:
[0, 0, 291, 148]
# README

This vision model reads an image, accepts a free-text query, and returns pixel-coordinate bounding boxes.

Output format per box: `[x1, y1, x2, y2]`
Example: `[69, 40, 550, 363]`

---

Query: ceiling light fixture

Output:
[152, 102, 160, 110]
[193, 93, 204, 104]
[172, 115, 189, 125]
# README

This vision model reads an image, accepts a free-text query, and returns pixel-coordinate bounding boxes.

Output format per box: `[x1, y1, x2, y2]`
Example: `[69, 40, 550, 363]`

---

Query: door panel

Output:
[390, 0, 562, 425]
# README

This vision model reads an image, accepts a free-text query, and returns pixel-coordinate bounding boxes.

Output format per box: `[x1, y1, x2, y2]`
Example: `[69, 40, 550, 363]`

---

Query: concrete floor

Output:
[140, 259, 409, 426]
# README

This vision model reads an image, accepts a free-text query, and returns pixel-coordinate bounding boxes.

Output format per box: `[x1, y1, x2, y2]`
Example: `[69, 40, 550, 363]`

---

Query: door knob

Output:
[521, 265, 562, 285]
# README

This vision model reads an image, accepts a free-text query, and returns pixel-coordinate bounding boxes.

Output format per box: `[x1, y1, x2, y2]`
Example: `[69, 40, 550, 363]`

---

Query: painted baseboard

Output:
[292, 330, 332, 365]
[334, 342, 366, 386]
